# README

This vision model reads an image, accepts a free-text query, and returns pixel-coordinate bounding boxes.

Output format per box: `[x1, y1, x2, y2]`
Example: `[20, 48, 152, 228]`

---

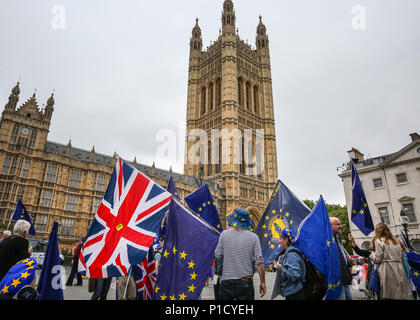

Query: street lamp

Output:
[400, 207, 410, 241]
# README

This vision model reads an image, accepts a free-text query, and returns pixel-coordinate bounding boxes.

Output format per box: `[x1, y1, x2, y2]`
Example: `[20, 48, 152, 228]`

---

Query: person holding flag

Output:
[0, 220, 31, 281]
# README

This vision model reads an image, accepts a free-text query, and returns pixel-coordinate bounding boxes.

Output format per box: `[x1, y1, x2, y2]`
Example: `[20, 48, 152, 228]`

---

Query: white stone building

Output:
[338, 133, 420, 252]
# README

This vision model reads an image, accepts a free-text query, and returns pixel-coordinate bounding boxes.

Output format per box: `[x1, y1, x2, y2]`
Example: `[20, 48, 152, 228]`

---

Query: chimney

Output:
[409, 132, 420, 142]
[347, 147, 364, 163]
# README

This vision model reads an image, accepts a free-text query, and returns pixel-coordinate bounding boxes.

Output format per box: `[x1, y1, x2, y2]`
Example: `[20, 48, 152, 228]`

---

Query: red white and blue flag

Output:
[78, 157, 172, 278]
[132, 246, 156, 300]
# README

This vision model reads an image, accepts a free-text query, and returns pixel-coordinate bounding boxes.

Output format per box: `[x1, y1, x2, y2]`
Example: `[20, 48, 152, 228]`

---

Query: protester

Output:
[117, 272, 136, 300]
[274, 228, 306, 300]
[0, 220, 32, 281]
[215, 208, 266, 300]
[0, 230, 11, 243]
[371, 223, 413, 300]
[90, 278, 113, 300]
[329, 217, 354, 300]
[65, 239, 84, 286]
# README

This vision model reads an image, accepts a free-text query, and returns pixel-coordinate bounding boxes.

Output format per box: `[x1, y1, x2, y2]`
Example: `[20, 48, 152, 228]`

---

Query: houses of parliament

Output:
[0, 0, 278, 250]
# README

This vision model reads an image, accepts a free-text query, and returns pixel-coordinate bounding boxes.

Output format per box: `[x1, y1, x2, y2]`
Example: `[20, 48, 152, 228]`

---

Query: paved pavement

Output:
[48, 267, 367, 300]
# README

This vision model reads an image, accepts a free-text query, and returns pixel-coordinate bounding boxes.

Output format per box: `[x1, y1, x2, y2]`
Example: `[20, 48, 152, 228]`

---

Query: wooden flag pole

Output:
[122, 268, 132, 300]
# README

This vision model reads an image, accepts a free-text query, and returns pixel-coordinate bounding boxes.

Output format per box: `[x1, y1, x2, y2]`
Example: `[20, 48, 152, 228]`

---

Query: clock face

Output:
[20, 127, 30, 136]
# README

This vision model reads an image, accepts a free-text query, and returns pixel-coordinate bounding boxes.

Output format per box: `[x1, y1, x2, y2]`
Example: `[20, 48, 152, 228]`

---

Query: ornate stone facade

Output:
[184, 0, 278, 224]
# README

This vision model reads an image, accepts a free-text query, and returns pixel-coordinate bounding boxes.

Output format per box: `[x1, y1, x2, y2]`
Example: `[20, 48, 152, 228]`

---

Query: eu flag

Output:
[351, 162, 374, 236]
[254, 180, 310, 268]
[184, 183, 223, 232]
[12, 198, 36, 235]
[37, 220, 64, 300]
[294, 196, 342, 300]
[167, 176, 181, 201]
[406, 251, 420, 291]
[152, 199, 220, 300]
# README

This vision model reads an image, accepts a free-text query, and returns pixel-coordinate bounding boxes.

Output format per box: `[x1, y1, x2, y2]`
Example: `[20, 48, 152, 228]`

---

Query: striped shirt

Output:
[215, 228, 264, 281]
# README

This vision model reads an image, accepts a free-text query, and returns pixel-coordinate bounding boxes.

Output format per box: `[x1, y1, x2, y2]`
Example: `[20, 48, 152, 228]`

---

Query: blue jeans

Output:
[219, 279, 254, 300]
[91, 278, 112, 300]
[338, 285, 353, 300]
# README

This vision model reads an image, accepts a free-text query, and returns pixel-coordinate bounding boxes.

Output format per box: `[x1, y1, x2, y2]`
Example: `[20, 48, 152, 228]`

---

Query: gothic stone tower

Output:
[184, 0, 278, 225]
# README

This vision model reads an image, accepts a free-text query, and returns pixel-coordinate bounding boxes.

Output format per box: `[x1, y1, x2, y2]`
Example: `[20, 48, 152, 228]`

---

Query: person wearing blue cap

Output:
[273, 228, 307, 300]
[215, 208, 266, 300]
[0, 257, 38, 300]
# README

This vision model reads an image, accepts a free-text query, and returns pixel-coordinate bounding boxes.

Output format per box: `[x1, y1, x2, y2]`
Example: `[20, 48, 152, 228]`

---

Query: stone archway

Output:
[246, 206, 262, 228]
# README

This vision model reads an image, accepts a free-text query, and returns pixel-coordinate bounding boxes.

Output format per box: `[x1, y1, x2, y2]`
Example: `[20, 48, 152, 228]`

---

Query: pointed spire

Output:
[44, 90, 55, 121]
[133, 156, 137, 166]
[256, 15, 269, 50]
[152, 161, 156, 177]
[221, 0, 236, 34]
[66, 139, 72, 156]
[169, 166, 173, 176]
[190, 17, 202, 52]
[90, 146, 95, 162]
[4, 81, 21, 111]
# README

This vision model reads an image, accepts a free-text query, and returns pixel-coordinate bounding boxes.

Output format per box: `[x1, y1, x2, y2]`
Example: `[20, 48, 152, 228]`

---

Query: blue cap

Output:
[226, 208, 254, 230]
[0, 258, 38, 297]
[280, 228, 295, 243]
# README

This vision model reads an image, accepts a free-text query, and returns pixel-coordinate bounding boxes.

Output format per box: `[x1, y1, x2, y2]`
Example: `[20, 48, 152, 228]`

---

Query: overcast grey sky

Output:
[0, 0, 419, 206]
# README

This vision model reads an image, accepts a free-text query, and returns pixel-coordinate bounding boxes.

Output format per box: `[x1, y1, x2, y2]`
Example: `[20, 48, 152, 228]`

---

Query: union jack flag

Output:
[78, 157, 172, 278]
[132, 246, 156, 300]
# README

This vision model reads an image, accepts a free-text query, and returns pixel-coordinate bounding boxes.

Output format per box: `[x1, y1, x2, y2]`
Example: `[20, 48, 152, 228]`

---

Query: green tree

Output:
[303, 199, 353, 253]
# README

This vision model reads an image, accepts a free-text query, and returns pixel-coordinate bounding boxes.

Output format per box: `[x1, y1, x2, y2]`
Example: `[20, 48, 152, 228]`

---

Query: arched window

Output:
[237, 77, 243, 107]
[253, 85, 259, 114]
[216, 78, 222, 107]
[201, 87, 206, 115]
[246, 82, 251, 111]
[227, 16, 231, 25]
[209, 82, 214, 111]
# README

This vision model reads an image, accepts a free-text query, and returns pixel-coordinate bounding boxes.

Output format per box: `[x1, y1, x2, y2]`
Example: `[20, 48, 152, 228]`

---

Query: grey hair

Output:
[13, 219, 31, 235]
[2, 230, 11, 236]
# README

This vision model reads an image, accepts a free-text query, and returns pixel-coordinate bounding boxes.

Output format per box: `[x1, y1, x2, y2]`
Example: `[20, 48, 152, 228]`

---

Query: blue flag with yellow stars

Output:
[167, 175, 181, 201]
[12, 198, 36, 235]
[0, 257, 37, 299]
[36, 220, 64, 300]
[351, 162, 374, 236]
[294, 196, 342, 300]
[152, 199, 220, 300]
[254, 180, 311, 268]
[184, 183, 223, 232]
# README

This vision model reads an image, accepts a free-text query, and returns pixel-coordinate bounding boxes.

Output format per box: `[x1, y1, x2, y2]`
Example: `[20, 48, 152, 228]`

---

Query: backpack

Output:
[287, 248, 327, 300]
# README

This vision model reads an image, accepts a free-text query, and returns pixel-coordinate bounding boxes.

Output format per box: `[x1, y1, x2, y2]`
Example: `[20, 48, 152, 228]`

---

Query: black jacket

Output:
[0, 235, 30, 281]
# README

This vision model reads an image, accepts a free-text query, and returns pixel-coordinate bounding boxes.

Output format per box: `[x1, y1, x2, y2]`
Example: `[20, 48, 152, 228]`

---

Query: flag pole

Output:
[122, 268, 132, 300]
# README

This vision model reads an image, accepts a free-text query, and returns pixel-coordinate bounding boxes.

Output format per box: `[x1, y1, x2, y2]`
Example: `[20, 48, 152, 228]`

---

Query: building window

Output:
[237, 78, 243, 107]
[1, 156, 11, 174]
[246, 82, 251, 111]
[396, 173, 408, 184]
[16, 185, 25, 202]
[36, 214, 48, 233]
[65, 194, 79, 212]
[201, 87, 206, 115]
[9, 157, 18, 175]
[92, 197, 102, 214]
[21, 159, 31, 178]
[40, 189, 53, 207]
[44, 163, 58, 183]
[2, 183, 11, 200]
[216, 78, 222, 107]
[10, 124, 19, 144]
[373, 178, 383, 189]
[28, 130, 37, 148]
[412, 241, 420, 253]
[94, 173, 107, 192]
[61, 218, 74, 236]
[253, 85, 259, 114]
[402, 203, 417, 223]
[378, 207, 390, 225]
[209, 82, 214, 111]
[69, 169, 82, 189]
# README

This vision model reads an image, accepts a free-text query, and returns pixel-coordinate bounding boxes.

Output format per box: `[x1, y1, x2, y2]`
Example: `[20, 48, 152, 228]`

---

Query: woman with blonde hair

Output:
[372, 223, 413, 300]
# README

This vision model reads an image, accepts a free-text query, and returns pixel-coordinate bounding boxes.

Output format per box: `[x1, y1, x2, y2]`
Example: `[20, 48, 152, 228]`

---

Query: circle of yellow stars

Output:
[1, 258, 35, 295]
[155, 245, 199, 300]
[196, 200, 221, 230]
